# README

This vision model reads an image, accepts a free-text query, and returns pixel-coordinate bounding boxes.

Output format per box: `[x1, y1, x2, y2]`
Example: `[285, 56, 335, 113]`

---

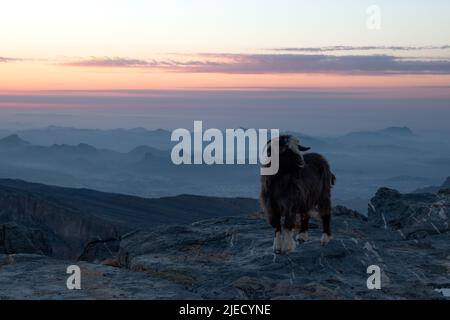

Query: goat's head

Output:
[267, 135, 310, 168]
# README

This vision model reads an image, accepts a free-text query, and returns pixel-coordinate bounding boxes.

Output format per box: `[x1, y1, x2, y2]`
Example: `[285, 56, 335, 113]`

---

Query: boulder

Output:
[333, 205, 367, 221]
[0, 222, 51, 255]
[78, 238, 121, 266]
[368, 187, 449, 239]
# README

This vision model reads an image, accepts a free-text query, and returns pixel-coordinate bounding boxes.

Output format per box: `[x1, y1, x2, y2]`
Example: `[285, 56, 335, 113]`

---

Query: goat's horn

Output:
[298, 144, 311, 152]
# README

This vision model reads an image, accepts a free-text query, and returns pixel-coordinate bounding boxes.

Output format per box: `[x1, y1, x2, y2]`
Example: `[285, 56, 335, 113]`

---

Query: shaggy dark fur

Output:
[260, 135, 336, 238]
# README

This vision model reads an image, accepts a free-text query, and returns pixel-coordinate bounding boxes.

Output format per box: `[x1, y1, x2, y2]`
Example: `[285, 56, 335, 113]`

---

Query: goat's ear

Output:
[298, 144, 311, 152]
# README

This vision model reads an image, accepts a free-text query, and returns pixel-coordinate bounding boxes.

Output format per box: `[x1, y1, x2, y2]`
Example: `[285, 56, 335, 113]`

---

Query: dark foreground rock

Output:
[0, 222, 51, 255]
[0, 179, 259, 259]
[368, 187, 450, 239]
[0, 254, 194, 299]
[113, 213, 448, 299]
[2, 210, 448, 299]
[78, 237, 121, 266]
[1, 188, 449, 300]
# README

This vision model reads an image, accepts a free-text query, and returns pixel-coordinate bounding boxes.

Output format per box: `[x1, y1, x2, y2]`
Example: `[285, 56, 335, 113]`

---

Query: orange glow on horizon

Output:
[1, 62, 450, 92]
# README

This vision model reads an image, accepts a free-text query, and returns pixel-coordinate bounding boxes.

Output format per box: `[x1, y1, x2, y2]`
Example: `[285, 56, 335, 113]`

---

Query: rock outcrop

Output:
[0, 179, 259, 258]
[0, 222, 51, 255]
[78, 237, 121, 266]
[1, 188, 449, 300]
[111, 207, 449, 299]
[368, 187, 450, 239]
[0, 254, 193, 299]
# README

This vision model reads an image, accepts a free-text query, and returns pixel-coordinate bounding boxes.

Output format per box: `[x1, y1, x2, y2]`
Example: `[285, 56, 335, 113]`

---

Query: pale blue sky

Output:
[1, 0, 449, 91]
[1, 0, 449, 57]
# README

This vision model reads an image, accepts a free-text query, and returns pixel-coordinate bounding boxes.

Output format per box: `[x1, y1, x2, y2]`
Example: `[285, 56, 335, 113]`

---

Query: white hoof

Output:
[296, 232, 309, 243]
[273, 232, 282, 253]
[280, 230, 296, 254]
[321, 233, 332, 246]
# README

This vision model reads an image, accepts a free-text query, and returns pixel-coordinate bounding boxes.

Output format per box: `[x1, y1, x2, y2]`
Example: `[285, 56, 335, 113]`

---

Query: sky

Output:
[0, 1, 449, 133]
[1, 0, 450, 91]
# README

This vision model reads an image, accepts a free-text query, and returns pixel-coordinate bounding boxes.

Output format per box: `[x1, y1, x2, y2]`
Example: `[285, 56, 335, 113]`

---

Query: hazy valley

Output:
[0, 126, 449, 213]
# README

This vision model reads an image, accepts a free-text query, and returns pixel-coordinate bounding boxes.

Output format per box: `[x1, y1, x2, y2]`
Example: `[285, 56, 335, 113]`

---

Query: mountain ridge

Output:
[0, 179, 259, 258]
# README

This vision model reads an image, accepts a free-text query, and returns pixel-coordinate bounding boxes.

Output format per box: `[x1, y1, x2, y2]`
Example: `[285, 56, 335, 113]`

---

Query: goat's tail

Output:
[321, 168, 336, 190]
[331, 173, 336, 187]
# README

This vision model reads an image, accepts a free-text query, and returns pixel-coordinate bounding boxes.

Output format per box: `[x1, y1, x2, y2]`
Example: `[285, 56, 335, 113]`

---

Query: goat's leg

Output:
[320, 214, 332, 246]
[319, 199, 333, 246]
[296, 214, 309, 243]
[268, 208, 282, 254]
[279, 213, 297, 254]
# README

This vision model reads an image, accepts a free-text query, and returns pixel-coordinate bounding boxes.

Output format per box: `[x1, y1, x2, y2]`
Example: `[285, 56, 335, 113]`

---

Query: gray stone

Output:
[113, 207, 449, 299]
[0, 222, 51, 255]
[1, 190, 449, 300]
[0, 254, 197, 300]
[368, 187, 450, 239]
[78, 238, 120, 266]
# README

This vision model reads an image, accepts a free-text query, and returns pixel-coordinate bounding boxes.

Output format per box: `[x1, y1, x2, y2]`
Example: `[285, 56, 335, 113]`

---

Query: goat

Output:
[260, 135, 336, 254]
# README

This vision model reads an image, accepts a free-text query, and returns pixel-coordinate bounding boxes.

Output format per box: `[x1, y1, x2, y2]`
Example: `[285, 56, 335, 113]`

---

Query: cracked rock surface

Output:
[1, 188, 449, 299]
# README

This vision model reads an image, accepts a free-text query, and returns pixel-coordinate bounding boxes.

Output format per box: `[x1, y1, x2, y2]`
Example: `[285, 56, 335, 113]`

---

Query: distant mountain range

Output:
[0, 131, 260, 199]
[0, 179, 259, 258]
[0, 125, 422, 152]
[414, 177, 450, 194]
[0, 126, 449, 213]
[0, 126, 172, 152]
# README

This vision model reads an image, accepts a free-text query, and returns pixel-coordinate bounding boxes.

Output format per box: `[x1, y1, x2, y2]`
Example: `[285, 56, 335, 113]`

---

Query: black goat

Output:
[260, 135, 336, 254]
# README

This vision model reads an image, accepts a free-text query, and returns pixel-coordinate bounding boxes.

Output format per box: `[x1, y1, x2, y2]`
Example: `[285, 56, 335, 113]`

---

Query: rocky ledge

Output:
[0, 188, 449, 300]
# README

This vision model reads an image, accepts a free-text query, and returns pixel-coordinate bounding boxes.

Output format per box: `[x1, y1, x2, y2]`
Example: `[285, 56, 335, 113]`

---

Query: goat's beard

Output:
[298, 158, 305, 168]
